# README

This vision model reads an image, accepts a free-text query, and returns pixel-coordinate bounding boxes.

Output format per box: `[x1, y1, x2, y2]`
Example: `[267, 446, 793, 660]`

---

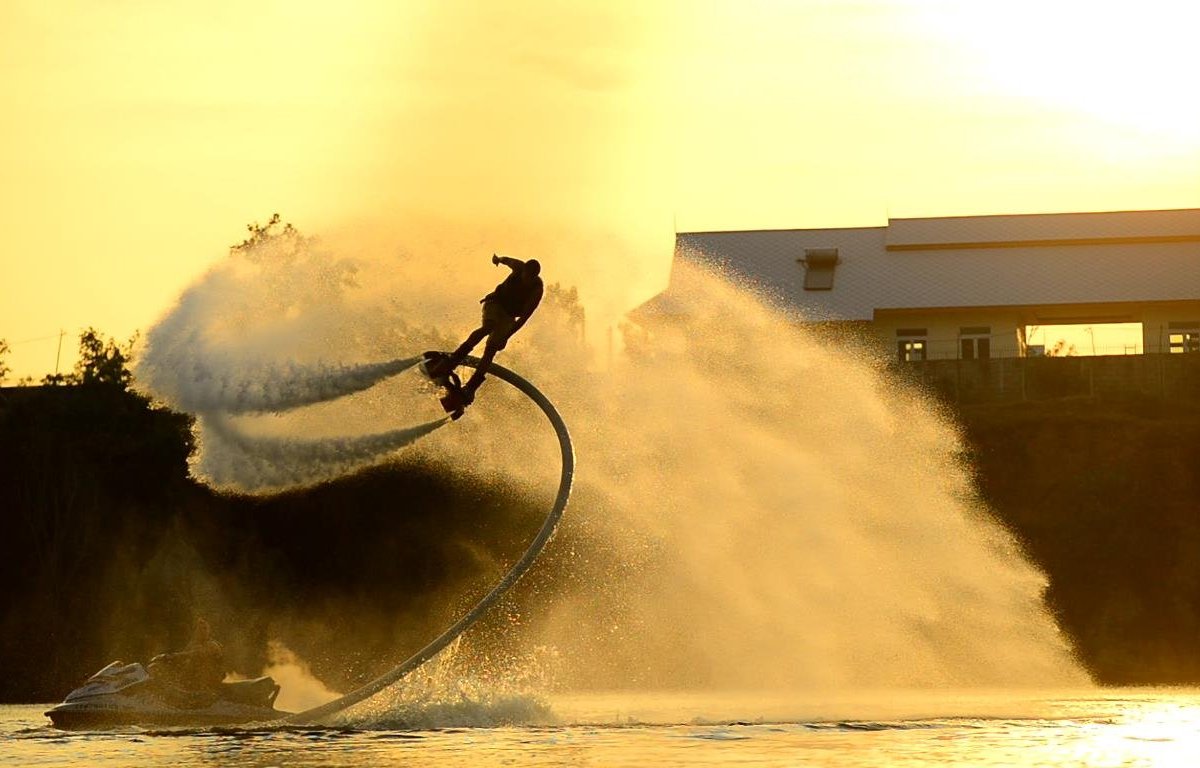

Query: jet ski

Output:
[45, 660, 288, 730]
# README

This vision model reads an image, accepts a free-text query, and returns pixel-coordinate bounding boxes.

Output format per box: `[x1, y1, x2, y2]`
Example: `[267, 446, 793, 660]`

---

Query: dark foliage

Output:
[0, 385, 550, 702]
[959, 395, 1200, 684]
[37, 328, 136, 389]
[3, 380, 1200, 701]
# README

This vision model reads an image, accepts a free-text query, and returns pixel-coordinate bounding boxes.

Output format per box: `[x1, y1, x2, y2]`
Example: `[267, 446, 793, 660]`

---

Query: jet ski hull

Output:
[46, 661, 288, 730]
[46, 696, 286, 730]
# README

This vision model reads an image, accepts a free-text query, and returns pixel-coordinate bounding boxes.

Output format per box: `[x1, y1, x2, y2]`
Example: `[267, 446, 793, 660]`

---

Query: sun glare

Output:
[1026, 322, 1143, 357]
[915, 0, 1200, 151]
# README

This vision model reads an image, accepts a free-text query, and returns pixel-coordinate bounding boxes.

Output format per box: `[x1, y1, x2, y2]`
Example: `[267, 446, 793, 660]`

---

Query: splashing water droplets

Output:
[135, 228, 1088, 699]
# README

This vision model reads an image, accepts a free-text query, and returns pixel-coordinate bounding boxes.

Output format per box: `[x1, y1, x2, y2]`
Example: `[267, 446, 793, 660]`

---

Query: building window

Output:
[799, 248, 839, 290]
[959, 326, 991, 360]
[1168, 322, 1200, 353]
[897, 328, 927, 362]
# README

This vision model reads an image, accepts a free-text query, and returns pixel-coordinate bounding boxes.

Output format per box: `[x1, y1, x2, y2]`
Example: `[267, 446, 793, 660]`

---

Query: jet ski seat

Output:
[220, 677, 281, 708]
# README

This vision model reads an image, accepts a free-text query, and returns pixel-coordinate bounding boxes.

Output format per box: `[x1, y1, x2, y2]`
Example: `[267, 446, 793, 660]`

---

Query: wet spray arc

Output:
[282, 355, 575, 723]
[134, 230, 1089, 698]
[185, 355, 448, 491]
[146, 349, 575, 724]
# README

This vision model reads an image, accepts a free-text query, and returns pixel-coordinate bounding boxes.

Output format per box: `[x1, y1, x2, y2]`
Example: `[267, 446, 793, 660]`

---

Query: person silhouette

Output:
[429, 253, 543, 404]
[148, 617, 225, 698]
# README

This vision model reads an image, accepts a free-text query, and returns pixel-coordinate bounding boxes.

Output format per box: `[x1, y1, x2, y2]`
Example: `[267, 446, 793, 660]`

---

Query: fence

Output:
[893, 352, 1200, 405]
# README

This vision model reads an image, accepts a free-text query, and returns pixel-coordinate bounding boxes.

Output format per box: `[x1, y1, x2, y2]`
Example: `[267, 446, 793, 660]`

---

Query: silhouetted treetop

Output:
[76, 328, 136, 388]
[231, 213, 311, 256]
[38, 328, 137, 389]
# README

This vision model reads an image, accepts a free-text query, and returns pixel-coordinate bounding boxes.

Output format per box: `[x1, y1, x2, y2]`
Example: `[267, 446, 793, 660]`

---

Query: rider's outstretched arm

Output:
[493, 254, 525, 271]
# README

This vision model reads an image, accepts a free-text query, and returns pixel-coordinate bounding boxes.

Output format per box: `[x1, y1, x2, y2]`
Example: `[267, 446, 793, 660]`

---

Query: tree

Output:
[39, 329, 137, 388]
[231, 212, 309, 256]
[0, 338, 9, 384]
[1046, 339, 1078, 357]
[543, 283, 586, 342]
[74, 328, 137, 388]
[229, 213, 357, 302]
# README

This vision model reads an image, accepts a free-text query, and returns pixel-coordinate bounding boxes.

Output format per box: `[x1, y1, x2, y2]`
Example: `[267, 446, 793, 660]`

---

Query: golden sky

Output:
[1, 0, 1197, 380]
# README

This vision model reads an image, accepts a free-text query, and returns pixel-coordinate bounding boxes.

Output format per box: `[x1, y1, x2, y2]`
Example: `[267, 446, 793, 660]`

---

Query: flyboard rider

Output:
[147, 617, 226, 703]
[427, 253, 543, 405]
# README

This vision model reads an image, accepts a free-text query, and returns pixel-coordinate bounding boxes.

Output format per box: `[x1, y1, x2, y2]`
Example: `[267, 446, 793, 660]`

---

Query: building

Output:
[644, 208, 1200, 363]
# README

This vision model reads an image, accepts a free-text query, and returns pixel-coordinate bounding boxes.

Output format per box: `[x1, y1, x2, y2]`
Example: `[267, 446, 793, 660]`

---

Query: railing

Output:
[893, 352, 1200, 404]
[898, 338, 1149, 362]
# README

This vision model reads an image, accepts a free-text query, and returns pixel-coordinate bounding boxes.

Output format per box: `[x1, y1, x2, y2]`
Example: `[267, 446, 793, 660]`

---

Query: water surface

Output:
[5, 690, 1199, 767]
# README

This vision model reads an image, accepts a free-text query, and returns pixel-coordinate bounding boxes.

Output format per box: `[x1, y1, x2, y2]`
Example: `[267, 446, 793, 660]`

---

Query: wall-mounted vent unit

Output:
[799, 248, 839, 290]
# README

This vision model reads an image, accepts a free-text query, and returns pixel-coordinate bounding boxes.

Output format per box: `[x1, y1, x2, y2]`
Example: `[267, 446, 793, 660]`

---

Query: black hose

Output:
[284, 354, 574, 724]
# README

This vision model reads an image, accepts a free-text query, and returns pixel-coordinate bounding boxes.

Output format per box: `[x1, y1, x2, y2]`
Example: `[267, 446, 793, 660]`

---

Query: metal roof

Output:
[886, 208, 1200, 249]
[661, 209, 1200, 321]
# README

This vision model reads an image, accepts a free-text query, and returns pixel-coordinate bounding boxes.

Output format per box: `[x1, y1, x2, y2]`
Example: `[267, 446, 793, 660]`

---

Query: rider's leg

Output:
[437, 325, 488, 373]
[462, 343, 498, 396]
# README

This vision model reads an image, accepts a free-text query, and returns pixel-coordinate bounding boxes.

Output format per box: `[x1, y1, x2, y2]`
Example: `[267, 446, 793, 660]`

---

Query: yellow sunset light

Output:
[916, 0, 1200, 150]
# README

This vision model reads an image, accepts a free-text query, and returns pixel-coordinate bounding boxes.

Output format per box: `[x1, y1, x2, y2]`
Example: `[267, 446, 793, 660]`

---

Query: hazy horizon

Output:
[3, 0, 1198, 378]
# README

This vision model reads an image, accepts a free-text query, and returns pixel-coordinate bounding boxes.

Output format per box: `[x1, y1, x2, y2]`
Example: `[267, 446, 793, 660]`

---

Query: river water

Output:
[4, 690, 1199, 767]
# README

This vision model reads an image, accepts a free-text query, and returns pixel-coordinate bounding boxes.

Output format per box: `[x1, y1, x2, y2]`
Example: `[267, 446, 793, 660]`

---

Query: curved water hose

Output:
[284, 354, 574, 724]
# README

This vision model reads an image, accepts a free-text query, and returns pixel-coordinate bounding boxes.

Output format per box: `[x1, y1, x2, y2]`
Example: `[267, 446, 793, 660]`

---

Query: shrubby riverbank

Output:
[1, 382, 1197, 701]
[958, 394, 1200, 684]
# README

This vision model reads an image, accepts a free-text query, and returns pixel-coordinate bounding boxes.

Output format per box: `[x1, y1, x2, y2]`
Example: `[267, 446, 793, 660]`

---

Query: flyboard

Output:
[283, 353, 574, 725]
[420, 351, 471, 420]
